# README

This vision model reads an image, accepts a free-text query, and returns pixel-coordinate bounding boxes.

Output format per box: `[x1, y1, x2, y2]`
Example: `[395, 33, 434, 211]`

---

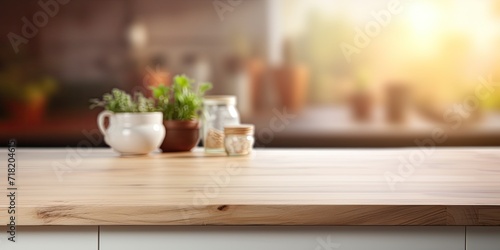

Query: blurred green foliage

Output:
[0, 66, 57, 103]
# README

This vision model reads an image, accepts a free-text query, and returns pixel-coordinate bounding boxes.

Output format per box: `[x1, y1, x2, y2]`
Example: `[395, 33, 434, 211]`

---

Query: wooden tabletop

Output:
[1, 148, 500, 226]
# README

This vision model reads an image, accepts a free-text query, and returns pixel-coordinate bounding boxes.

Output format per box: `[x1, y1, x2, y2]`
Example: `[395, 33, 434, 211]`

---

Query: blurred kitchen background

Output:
[1, 0, 500, 147]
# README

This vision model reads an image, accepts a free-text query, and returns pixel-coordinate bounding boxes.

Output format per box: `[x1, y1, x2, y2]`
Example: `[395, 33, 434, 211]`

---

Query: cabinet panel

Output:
[466, 227, 500, 250]
[0, 226, 98, 250]
[101, 226, 464, 250]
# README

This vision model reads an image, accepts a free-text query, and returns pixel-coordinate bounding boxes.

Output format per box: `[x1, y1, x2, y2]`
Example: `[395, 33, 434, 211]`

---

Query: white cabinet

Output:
[6, 225, 500, 249]
[0, 226, 98, 250]
[100, 226, 465, 250]
[466, 227, 500, 250]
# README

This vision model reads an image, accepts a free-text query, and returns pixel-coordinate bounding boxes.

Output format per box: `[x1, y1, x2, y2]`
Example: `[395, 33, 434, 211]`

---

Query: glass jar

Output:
[224, 125, 254, 156]
[203, 96, 240, 153]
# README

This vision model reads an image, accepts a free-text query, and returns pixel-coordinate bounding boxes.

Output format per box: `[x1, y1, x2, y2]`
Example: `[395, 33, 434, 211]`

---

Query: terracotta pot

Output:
[245, 58, 266, 113]
[6, 97, 47, 124]
[385, 84, 409, 124]
[160, 120, 200, 152]
[272, 64, 309, 113]
[350, 91, 373, 122]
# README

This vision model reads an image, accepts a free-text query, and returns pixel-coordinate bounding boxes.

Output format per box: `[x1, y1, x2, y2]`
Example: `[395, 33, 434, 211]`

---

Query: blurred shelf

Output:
[2, 106, 500, 147]
[247, 106, 500, 147]
[0, 112, 101, 147]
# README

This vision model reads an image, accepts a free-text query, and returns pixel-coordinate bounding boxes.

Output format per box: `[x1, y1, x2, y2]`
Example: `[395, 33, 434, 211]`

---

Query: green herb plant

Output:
[90, 89, 155, 113]
[151, 75, 212, 120]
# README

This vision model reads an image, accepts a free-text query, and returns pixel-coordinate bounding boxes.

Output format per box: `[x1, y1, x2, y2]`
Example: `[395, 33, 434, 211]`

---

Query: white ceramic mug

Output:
[98, 111, 165, 155]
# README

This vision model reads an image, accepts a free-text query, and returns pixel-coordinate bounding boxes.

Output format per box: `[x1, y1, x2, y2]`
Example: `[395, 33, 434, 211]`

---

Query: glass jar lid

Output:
[203, 95, 237, 106]
[224, 124, 254, 135]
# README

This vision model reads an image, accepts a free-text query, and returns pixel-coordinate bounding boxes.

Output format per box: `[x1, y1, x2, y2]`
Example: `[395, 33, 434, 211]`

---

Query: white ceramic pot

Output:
[98, 111, 165, 155]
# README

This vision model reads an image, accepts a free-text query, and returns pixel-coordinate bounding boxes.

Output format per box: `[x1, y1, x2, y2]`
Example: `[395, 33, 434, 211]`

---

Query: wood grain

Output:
[1, 148, 500, 226]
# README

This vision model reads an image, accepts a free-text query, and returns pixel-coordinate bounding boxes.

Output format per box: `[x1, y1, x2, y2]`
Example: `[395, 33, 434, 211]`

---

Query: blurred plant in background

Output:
[0, 64, 57, 124]
[482, 89, 500, 111]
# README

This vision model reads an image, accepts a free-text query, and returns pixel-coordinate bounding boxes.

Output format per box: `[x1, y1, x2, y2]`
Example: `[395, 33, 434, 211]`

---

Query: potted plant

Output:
[0, 66, 57, 124]
[90, 89, 165, 155]
[150, 75, 212, 152]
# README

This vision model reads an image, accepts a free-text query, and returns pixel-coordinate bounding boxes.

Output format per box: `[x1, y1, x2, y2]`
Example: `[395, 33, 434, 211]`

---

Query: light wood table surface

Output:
[1, 148, 499, 226]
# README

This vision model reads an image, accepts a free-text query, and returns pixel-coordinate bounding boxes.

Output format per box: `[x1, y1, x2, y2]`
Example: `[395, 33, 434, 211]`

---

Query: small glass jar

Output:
[203, 96, 240, 153]
[224, 125, 254, 156]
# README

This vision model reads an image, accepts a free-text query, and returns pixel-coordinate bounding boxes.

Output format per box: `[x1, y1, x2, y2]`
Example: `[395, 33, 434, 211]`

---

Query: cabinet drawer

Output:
[466, 227, 500, 250]
[100, 226, 464, 250]
[0, 226, 98, 250]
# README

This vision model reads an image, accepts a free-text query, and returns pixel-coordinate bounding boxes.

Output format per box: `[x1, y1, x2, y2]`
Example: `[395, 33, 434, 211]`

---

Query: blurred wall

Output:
[1, 0, 500, 147]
